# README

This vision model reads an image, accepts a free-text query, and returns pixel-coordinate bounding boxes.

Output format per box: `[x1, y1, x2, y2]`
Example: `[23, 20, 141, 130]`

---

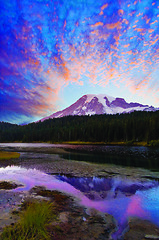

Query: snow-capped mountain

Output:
[39, 94, 158, 122]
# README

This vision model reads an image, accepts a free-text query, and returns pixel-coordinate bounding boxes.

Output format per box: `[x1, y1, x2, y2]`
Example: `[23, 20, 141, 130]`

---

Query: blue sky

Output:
[0, 0, 159, 124]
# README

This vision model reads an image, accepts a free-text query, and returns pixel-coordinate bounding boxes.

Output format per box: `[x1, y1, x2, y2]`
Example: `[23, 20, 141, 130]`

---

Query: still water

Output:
[0, 143, 159, 238]
[1, 142, 159, 171]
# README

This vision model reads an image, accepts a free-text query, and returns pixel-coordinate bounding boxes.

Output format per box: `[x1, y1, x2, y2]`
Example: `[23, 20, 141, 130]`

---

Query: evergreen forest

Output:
[0, 111, 159, 146]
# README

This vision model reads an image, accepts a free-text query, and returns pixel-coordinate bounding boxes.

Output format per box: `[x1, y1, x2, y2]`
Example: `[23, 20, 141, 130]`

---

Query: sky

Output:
[0, 0, 159, 124]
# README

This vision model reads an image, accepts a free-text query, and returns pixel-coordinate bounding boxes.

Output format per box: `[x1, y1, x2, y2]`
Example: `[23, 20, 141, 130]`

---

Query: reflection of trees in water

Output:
[62, 147, 159, 171]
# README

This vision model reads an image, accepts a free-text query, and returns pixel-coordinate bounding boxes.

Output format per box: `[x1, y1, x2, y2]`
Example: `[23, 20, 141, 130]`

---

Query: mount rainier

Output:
[39, 94, 158, 122]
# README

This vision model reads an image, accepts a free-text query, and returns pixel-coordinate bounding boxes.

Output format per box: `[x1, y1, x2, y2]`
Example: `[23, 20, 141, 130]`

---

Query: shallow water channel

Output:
[0, 143, 159, 239]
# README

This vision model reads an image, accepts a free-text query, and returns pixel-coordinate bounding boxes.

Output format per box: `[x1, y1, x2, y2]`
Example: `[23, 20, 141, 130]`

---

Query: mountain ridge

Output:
[38, 94, 158, 122]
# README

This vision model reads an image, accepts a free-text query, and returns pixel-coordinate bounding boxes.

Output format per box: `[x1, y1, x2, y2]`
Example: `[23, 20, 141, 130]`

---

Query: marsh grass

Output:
[0, 151, 20, 160]
[0, 201, 56, 240]
[148, 140, 159, 147]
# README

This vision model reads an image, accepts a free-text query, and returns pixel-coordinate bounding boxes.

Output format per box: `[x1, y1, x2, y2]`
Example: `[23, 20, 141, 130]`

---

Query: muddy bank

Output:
[0, 143, 159, 165]
[0, 190, 24, 232]
[0, 143, 159, 177]
[0, 151, 158, 182]
[0, 187, 117, 240]
[1, 186, 159, 240]
[32, 186, 117, 239]
[0, 145, 67, 155]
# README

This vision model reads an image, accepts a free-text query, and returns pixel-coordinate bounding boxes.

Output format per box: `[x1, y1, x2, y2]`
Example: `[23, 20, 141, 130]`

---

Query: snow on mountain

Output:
[38, 94, 158, 122]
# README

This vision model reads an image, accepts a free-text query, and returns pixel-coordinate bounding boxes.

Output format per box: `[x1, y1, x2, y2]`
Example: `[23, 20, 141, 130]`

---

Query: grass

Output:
[60, 140, 159, 147]
[148, 140, 159, 147]
[0, 151, 20, 160]
[0, 200, 56, 240]
[53, 141, 151, 146]
[55, 141, 108, 145]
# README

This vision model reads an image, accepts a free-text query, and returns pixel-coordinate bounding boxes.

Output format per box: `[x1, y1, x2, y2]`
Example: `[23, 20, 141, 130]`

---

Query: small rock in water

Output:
[83, 217, 86, 221]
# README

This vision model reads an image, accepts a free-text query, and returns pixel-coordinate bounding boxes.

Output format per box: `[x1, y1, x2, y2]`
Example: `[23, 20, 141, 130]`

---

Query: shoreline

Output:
[0, 140, 159, 147]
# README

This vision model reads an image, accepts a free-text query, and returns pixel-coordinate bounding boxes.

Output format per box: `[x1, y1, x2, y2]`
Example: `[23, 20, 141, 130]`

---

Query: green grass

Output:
[148, 140, 159, 147]
[53, 141, 152, 146]
[56, 141, 107, 145]
[0, 201, 56, 240]
[0, 151, 20, 160]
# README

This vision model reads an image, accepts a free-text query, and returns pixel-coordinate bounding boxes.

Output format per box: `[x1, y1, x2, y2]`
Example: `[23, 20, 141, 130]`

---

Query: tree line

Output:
[0, 111, 159, 145]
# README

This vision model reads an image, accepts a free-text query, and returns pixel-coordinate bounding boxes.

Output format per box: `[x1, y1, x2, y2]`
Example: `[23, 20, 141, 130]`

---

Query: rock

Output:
[123, 218, 159, 240]
[59, 212, 70, 223]
[0, 181, 22, 190]
[46, 197, 117, 240]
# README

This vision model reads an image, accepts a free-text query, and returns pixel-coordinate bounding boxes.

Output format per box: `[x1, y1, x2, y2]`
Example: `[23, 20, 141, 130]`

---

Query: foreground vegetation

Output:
[0, 188, 117, 240]
[0, 200, 55, 240]
[0, 111, 159, 145]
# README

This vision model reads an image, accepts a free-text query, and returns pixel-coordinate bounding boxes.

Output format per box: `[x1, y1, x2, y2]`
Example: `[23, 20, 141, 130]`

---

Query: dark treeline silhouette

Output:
[0, 111, 159, 144]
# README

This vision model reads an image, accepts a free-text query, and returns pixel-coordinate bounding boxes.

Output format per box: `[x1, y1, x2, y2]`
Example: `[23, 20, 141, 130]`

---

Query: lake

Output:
[0, 143, 159, 239]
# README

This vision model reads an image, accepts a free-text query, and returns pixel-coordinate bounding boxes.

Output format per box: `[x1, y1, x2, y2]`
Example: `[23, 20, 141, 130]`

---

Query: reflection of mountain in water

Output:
[57, 176, 158, 200]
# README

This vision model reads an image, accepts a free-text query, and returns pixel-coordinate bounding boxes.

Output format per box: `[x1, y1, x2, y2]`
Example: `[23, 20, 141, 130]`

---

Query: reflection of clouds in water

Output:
[137, 187, 159, 225]
[56, 174, 159, 234]
[0, 166, 83, 197]
[0, 143, 59, 148]
[0, 166, 101, 211]
[0, 165, 159, 239]
[58, 175, 158, 198]
[138, 187, 159, 203]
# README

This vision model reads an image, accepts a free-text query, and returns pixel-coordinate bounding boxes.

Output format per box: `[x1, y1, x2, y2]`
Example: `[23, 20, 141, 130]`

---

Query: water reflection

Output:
[0, 143, 61, 148]
[56, 175, 158, 199]
[0, 166, 159, 239]
[61, 150, 159, 171]
[1, 143, 159, 171]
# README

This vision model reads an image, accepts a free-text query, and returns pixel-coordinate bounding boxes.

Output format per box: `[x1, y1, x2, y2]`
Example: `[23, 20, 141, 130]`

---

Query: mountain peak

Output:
[38, 94, 158, 122]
